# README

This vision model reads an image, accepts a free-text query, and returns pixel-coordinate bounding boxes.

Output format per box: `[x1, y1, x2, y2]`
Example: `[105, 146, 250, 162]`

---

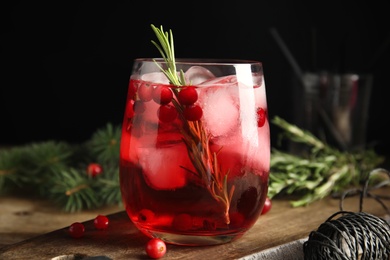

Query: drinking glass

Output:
[119, 58, 270, 246]
[291, 72, 373, 153]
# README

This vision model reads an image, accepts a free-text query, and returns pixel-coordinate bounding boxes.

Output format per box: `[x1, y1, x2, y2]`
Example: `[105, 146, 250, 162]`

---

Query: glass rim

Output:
[134, 58, 262, 66]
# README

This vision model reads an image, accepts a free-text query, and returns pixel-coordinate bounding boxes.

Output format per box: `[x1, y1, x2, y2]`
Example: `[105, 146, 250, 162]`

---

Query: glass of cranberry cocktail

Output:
[119, 26, 270, 246]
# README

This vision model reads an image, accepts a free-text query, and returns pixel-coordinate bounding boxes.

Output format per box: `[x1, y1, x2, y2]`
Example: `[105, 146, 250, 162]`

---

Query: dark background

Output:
[1, 1, 389, 155]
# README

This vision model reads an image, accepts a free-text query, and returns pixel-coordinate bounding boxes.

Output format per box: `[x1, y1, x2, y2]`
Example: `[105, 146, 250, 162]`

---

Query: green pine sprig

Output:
[86, 123, 121, 165]
[48, 168, 100, 212]
[0, 123, 122, 212]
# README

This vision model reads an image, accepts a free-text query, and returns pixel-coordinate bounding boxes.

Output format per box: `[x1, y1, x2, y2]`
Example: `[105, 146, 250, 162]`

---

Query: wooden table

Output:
[1, 187, 389, 260]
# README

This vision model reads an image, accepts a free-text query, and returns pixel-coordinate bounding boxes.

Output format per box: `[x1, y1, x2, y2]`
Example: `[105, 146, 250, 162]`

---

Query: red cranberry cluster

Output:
[126, 80, 203, 124]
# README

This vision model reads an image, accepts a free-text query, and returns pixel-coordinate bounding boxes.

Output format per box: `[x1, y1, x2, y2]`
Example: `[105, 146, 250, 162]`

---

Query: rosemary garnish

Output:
[150, 24, 234, 224]
[150, 25, 186, 86]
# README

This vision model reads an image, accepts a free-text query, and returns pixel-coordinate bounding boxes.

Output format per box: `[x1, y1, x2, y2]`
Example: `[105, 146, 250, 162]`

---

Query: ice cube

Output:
[198, 84, 240, 138]
[138, 144, 194, 190]
[141, 72, 170, 84]
[211, 119, 270, 179]
[199, 75, 238, 87]
[184, 66, 216, 85]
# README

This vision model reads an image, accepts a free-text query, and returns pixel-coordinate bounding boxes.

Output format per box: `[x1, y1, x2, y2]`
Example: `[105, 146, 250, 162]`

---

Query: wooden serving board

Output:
[1, 188, 389, 260]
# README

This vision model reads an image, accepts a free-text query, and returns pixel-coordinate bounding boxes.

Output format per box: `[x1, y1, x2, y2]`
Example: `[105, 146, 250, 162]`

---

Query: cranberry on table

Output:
[94, 215, 109, 230]
[145, 238, 167, 259]
[261, 197, 272, 215]
[68, 222, 85, 238]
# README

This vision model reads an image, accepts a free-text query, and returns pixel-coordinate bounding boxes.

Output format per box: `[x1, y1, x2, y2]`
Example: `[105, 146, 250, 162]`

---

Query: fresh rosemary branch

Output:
[150, 24, 186, 86]
[269, 116, 385, 207]
[150, 24, 234, 223]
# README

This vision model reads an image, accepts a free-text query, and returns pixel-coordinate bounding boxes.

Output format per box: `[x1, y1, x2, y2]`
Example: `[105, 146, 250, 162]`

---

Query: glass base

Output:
[142, 229, 244, 246]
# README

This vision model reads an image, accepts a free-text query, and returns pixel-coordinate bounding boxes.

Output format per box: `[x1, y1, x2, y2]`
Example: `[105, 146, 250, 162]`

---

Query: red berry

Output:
[178, 86, 198, 105]
[183, 104, 203, 121]
[87, 163, 103, 177]
[257, 107, 266, 127]
[69, 222, 85, 238]
[145, 238, 167, 259]
[138, 83, 153, 102]
[157, 104, 178, 122]
[94, 215, 109, 230]
[128, 79, 140, 99]
[152, 85, 173, 105]
[261, 197, 272, 215]
[138, 209, 155, 223]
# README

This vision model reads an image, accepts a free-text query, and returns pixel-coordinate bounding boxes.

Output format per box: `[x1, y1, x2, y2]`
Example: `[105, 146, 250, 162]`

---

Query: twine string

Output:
[303, 168, 390, 259]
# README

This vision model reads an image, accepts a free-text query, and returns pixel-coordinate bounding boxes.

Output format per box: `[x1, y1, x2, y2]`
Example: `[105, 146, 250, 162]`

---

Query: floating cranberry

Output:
[138, 83, 153, 102]
[128, 79, 139, 99]
[183, 104, 203, 121]
[257, 107, 266, 127]
[69, 222, 85, 238]
[94, 214, 109, 230]
[87, 163, 103, 177]
[152, 85, 173, 105]
[178, 86, 198, 105]
[138, 209, 155, 223]
[157, 104, 178, 122]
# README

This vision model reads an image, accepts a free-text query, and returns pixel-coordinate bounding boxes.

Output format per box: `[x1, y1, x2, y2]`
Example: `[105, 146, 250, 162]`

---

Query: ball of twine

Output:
[303, 211, 390, 259]
[303, 168, 390, 259]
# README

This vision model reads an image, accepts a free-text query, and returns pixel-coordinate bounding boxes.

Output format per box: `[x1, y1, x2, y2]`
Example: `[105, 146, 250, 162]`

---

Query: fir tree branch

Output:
[0, 123, 122, 212]
[86, 123, 121, 165]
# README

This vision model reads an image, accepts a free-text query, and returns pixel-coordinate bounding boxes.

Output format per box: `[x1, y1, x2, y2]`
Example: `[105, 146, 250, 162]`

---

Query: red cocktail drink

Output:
[120, 59, 270, 246]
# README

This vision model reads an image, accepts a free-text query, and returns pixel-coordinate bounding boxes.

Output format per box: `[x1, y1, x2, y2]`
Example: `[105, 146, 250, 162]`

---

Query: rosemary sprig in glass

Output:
[150, 24, 234, 224]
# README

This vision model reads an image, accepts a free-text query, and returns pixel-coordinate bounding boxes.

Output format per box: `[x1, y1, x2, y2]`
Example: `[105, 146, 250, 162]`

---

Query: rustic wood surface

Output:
[0, 195, 122, 247]
[1, 187, 389, 260]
